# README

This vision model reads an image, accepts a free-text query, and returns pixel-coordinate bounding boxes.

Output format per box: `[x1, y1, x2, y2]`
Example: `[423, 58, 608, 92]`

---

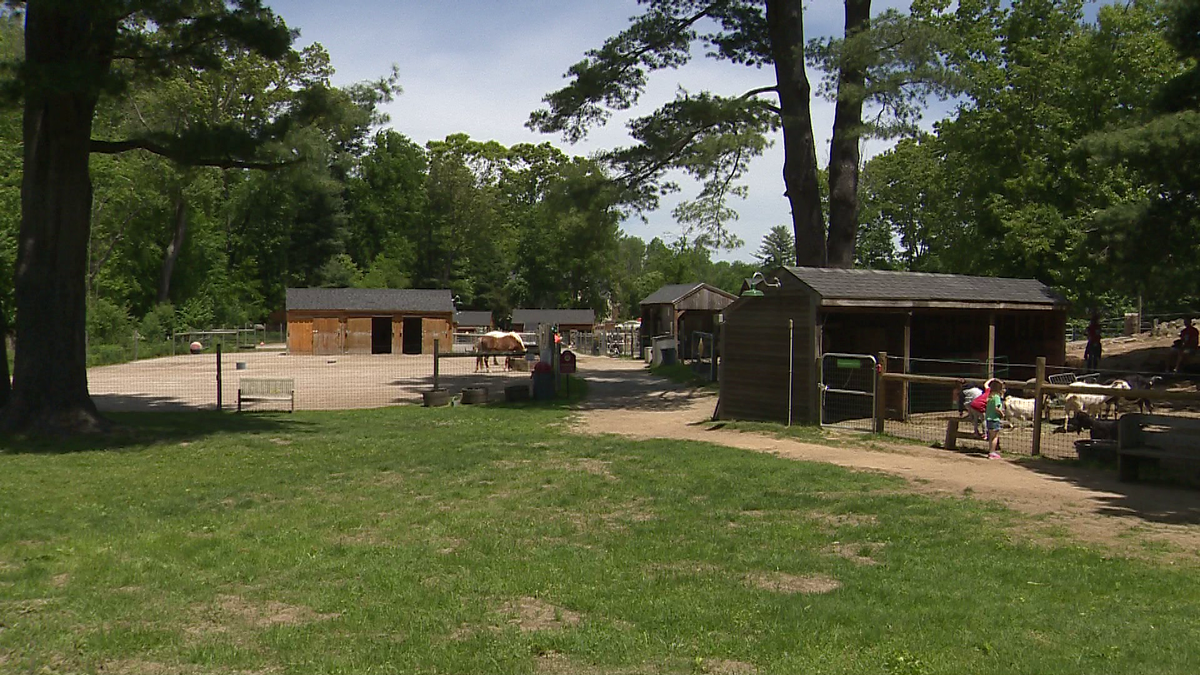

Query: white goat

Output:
[1003, 395, 1038, 426]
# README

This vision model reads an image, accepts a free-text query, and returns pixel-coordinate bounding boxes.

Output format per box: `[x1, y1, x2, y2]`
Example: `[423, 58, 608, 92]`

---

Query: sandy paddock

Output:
[87, 348, 536, 412]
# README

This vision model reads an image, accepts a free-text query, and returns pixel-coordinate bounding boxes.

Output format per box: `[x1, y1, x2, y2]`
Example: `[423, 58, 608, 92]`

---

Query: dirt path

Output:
[574, 356, 1200, 557]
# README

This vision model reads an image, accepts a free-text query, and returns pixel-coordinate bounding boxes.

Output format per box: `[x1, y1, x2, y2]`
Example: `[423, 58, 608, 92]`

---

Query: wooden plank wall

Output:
[676, 287, 735, 312]
[422, 318, 451, 353]
[312, 317, 342, 355]
[287, 319, 312, 354]
[719, 293, 815, 423]
[345, 317, 372, 354]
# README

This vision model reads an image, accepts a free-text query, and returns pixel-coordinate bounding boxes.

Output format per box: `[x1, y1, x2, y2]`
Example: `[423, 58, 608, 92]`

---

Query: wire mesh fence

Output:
[819, 354, 877, 432]
[873, 356, 1200, 459]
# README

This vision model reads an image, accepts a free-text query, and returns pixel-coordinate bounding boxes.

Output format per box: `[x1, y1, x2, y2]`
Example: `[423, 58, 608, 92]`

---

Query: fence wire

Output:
[877, 358, 1200, 460]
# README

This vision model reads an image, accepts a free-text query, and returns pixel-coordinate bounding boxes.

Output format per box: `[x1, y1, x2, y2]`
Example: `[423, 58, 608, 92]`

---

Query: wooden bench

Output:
[237, 377, 295, 412]
[1117, 414, 1200, 482]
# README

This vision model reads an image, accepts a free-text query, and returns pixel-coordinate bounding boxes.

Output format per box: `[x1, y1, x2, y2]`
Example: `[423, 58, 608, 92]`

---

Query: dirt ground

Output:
[87, 348, 531, 412]
[574, 358, 1200, 558]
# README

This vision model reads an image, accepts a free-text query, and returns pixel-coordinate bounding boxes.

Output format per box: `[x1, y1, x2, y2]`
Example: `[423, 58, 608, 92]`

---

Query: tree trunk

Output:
[767, 0, 826, 268]
[0, 295, 9, 410]
[3, 6, 115, 434]
[826, 0, 871, 269]
[158, 189, 188, 304]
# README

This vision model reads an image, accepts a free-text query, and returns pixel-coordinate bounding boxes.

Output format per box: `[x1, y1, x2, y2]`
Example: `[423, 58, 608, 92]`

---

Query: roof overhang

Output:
[819, 299, 1067, 311]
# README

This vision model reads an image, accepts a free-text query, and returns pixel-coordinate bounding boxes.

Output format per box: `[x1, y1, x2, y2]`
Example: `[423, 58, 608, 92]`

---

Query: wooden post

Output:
[902, 313, 912, 420]
[874, 351, 887, 433]
[987, 313, 996, 380]
[433, 338, 440, 390]
[216, 343, 222, 411]
[1032, 356, 1045, 457]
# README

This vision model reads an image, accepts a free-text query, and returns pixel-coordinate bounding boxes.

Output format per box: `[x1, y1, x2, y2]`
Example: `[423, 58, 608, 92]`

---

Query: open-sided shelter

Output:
[286, 288, 454, 355]
[454, 310, 494, 332]
[511, 309, 595, 333]
[640, 282, 736, 357]
[718, 267, 1069, 424]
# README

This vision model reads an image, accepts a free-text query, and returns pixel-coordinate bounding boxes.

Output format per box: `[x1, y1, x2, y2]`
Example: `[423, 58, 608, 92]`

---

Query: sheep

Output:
[1065, 411, 1119, 441]
[1002, 395, 1039, 426]
[1066, 381, 1131, 419]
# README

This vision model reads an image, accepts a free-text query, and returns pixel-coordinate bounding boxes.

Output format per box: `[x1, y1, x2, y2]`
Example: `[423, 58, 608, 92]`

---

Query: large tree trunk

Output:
[826, 0, 871, 269]
[767, 0, 826, 268]
[3, 6, 114, 434]
[158, 189, 187, 304]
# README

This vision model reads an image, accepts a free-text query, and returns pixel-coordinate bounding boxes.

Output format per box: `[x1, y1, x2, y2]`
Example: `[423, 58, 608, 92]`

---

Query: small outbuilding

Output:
[511, 309, 596, 334]
[640, 282, 737, 358]
[454, 310, 494, 332]
[286, 288, 454, 355]
[718, 267, 1069, 424]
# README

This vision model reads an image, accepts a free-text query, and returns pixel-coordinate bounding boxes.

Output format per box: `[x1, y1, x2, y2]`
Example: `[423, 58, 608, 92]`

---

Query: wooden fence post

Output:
[874, 351, 887, 434]
[216, 343, 222, 411]
[1032, 356, 1045, 456]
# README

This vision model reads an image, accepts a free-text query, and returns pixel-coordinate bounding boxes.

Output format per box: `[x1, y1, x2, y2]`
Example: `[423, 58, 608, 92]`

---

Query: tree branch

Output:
[90, 138, 297, 170]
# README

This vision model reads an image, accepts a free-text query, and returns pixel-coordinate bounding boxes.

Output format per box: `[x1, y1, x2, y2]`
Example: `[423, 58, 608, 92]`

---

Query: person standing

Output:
[985, 379, 1006, 459]
[1084, 315, 1102, 370]
[1172, 318, 1199, 372]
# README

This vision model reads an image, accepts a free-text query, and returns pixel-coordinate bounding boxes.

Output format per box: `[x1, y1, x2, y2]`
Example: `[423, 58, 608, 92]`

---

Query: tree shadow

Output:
[0, 409, 318, 455]
[577, 365, 716, 413]
[1018, 456, 1200, 525]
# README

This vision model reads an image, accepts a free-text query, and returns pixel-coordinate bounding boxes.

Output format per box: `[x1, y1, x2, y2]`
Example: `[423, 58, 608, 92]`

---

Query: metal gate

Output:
[819, 353, 877, 432]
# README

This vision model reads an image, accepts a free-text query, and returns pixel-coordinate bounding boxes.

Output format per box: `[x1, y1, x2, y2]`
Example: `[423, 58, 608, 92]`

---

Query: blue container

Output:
[532, 370, 556, 400]
[660, 346, 677, 366]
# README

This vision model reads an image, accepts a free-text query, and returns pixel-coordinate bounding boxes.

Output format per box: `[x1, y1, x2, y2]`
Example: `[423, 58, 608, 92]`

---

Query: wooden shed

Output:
[640, 282, 736, 357]
[511, 309, 595, 334]
[454, 310, 494, 332]
[718, 267, 1069, 424]
[286, 288, 454, 356]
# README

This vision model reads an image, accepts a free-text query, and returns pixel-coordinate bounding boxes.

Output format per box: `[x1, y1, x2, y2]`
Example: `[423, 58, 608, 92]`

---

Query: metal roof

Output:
[286, 288, 455, 313]
[781, 267, 1068, 306]
[511, 308, 596, 326]
[640, 282, 736, 306]
[454, 310, 493, 326]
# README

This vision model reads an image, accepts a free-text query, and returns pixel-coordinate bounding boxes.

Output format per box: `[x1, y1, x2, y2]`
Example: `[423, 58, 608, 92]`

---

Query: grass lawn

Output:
[2, 402, 1199, 674]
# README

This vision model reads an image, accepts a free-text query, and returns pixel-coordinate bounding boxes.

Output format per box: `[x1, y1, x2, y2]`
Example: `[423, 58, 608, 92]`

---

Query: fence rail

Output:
[870, 352, 1200, 459]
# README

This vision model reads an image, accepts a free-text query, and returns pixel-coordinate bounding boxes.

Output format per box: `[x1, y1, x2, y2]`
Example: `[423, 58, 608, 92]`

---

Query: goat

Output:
[1062, 392, 1108, 430]
[1119, 374, 1164, 413]
[1065, 411, 1119, 441]
[1003, 395, 1038, 426]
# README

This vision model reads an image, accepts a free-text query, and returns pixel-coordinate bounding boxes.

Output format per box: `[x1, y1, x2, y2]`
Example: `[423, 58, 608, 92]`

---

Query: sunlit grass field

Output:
[1, 402, 1198, 674]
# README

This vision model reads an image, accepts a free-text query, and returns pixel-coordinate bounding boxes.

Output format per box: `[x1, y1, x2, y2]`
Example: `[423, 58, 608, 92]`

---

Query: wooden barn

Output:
[718, 267, 1069, 424]
[454, 310, 494, 332]
[511, 309, 595, 333]
[286, 288, 454, 356]
[640, 282, 736, 357]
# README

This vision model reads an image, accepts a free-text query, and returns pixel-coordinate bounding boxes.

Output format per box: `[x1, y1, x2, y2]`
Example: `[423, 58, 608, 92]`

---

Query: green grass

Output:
[648, 362, 718, 389]
[715, 420, 929, 451]
[2, 402, 1198, 674]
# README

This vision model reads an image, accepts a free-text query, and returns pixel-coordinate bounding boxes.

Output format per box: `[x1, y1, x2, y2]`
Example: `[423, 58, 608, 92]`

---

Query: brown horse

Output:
[475, 331, 525, 372]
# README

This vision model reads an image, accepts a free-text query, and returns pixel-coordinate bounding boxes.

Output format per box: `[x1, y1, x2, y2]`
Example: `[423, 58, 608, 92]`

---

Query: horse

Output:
[475, 331, 525, 372]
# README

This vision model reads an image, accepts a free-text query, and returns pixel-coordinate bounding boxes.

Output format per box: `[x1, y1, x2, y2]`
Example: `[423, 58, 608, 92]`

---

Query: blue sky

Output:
[260, 1, 957, 261]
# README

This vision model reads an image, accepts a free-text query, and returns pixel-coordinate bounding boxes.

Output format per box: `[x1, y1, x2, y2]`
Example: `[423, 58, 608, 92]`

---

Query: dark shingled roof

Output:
[286, 288, 454, 313]
[512, 308, 596, 327]
[454, 310, 493, 327]
[640, 282, 735, 306]
[782, 267, 1067, 305]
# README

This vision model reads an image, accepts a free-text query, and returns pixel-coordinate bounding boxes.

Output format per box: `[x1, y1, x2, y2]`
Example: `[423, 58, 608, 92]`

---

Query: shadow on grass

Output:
[0, 410, 320, 456]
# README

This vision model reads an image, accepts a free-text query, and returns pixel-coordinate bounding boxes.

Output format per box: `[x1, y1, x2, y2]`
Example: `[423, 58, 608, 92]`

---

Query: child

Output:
[985, 379, 1005, 459]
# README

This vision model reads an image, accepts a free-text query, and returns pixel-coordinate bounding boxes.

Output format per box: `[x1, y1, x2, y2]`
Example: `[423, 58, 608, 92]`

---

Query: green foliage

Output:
[85, 297, 133, 345]
[755, 225, 795, 270]
[138, 303, 176, 342]
[858, 0, 1184, 311]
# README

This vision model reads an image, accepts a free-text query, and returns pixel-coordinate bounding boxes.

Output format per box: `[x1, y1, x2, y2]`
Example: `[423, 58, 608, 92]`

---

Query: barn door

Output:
[819, 353, 877, 432]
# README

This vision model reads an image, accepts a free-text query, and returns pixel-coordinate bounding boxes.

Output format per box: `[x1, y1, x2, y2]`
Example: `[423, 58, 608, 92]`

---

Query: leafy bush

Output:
[86, 296, 133, 344]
